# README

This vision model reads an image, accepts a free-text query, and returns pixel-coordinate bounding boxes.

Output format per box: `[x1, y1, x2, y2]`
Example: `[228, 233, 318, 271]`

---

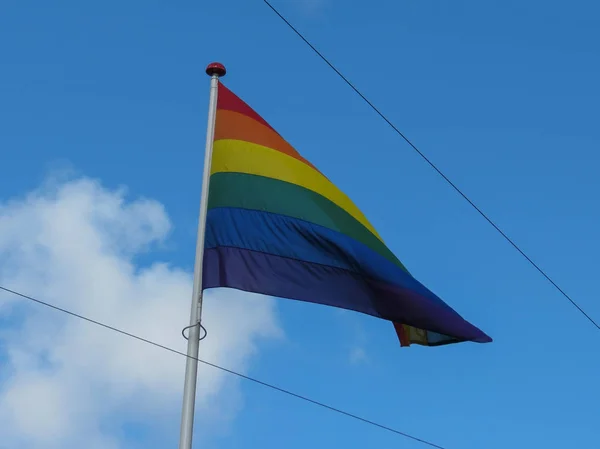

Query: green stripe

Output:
[207, 172, 408, 271]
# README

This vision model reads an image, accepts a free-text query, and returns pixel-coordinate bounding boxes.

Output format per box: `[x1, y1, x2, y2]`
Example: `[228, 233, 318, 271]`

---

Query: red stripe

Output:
[218, 83, 276, 132]
[393, 322, 411, 347]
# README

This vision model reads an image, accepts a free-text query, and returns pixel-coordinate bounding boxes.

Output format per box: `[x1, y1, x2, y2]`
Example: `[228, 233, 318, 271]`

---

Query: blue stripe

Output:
[206, 207, 451, 310]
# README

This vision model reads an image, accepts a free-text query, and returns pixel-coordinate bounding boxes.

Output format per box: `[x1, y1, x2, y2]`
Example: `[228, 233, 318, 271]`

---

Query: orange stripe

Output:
[214, 109, 322, 174]
[217, 83, 275, 132]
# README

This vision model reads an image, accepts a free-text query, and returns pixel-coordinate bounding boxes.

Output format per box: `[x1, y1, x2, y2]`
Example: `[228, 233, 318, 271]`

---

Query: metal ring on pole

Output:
[181, 322, 207, 341]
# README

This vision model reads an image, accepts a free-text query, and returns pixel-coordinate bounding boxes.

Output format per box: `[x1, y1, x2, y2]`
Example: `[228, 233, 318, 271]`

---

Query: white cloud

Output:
[349, 346, 367, 365]
[288, 0, 329, 16]
[0, 176, 282, 448]
[337, 311, 370, 365]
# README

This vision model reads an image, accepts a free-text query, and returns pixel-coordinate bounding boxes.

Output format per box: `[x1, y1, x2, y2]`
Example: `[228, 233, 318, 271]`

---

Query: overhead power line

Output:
[0, 284, 448, 449]
[262, 0, 600, 331]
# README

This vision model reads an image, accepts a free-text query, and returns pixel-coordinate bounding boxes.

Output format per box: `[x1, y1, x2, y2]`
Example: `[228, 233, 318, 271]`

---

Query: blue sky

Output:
[1, 1, 599, 448]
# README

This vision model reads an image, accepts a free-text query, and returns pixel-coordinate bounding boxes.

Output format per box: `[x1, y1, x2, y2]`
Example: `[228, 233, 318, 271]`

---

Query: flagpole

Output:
[178, 62, 226, 449]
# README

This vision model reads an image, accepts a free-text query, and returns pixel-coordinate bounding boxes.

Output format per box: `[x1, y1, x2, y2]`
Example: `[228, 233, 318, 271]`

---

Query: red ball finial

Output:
[206, 62, 226, 77]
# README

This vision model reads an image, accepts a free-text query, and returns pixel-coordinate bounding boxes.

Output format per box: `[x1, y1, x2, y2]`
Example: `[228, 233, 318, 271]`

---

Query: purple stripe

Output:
[203, 246, 492, 343]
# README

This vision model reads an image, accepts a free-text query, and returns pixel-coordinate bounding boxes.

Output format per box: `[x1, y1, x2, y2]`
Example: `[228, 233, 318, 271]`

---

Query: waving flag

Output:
[203, 82, 491, 347]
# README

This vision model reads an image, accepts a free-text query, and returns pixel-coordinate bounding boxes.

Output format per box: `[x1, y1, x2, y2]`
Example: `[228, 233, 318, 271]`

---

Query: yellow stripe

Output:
[212, 139, 383, 241]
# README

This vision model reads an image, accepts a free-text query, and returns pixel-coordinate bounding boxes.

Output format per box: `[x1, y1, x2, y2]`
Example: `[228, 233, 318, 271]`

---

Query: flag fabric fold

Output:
[202, 82, 492, 347]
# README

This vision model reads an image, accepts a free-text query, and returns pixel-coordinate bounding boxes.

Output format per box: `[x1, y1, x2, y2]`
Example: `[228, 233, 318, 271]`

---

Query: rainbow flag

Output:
[203, 83, 491, 347]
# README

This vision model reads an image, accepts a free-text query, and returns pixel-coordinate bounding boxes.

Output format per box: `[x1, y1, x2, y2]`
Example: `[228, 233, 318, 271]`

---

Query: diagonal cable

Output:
[0, 284, 448, 449]
[262, 0, 599, 331]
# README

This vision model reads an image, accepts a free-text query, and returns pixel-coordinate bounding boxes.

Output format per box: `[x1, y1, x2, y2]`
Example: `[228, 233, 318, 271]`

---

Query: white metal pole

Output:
[178, 62, 226, 449]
